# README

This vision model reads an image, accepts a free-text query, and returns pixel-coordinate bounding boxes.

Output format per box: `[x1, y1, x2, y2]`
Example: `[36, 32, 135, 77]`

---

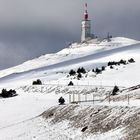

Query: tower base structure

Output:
[81, 20, 91, 42]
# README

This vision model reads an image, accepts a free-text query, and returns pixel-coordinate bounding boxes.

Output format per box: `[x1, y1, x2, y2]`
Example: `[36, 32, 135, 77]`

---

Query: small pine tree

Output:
[77, 73, 82, 79]
[95, 68, 101, 74]
[68, 81, 74, 86]
[36, 79, 42, 85]
[77, 67, 86, 74]
[112, 86, 119, 95]
[77, 67, 81, 73]
[32, 79, 42, 85]
[110, 65, 114, 69]
[128, 58, 135, 63]
[81, 67, 86, 74]
[108, 62, 111, 66]
[102, 66, 105, 71]
[69, 69, 76, 76]
[1, 89, 8, 98]
[119, 59, 126, 65]
[92, 69, 95, 72]
[58, 97, 65, 105]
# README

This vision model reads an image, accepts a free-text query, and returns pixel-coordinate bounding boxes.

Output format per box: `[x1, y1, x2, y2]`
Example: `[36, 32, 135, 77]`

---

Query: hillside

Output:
[0, 37, 139, 87]
[0, 37, 140, 140]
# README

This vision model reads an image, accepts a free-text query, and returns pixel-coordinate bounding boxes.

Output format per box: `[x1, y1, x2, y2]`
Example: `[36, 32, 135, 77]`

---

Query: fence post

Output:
[69, 94, 71, 104]
[78, 93, 80, 104]
[73, 93, 75, 102]
[127, 94, 130, 105]
[109, 92, 111, 104]
[93, 94, 94, 104]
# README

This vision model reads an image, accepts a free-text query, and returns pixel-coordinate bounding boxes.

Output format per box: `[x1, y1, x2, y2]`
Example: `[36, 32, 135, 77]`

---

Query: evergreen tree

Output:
[128, 58, 135, 63]
[68, 81, 74, 86]
[69, 69, 76, 76]
[80, 67, 86, 74]
[112, 86, 119, 95]
[95, 68, 101, 74]
[102, 66, 105, 71]
[32, 79, 42, 85]
[110, 65, 114, 69]
[58, 97, 65, 105]
[77, 73, 82, 79]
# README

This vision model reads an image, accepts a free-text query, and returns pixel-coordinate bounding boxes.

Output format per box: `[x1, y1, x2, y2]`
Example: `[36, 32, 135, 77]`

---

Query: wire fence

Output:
[69, 91, 131, 106]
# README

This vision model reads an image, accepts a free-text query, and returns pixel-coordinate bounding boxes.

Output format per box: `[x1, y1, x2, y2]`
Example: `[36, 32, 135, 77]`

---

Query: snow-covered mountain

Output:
[0, 37, 139, 87]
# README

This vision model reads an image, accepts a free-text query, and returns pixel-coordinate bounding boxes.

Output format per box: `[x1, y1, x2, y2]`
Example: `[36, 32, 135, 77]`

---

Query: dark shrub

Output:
[1, 89, 17, 98]
[119, 59, 126, 65]
[108, 62, 112, 66]
[69, 69, 76, 76]
[128, 58, 135, 63]
[77, 67, 81, 73]
[95, 68, 101, 74]
[112, 86, 119, 95]
[58, 97, 65, 105]
[108, 61, 116, 66]
[80, 67, 86, 74]
[32, 79, 42, 85]
[77, 67, 86, 74]
[108, 60, 127, 66]
[110, 65, 114, 69]
[92, 69, 95, 72]
[68, 81, 74, 86]
[77, 73, 82, 79]
[101, 66, 105, 71]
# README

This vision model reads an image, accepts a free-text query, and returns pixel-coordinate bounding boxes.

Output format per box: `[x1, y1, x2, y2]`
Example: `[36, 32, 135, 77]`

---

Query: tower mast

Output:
[81, 3, 91, 42]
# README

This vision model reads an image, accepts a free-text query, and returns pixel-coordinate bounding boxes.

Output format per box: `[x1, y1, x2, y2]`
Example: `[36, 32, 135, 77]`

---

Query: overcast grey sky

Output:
[0, 0, 140, 70]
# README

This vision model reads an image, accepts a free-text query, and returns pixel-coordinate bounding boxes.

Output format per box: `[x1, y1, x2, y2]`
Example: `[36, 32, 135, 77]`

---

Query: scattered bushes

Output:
[58, 97, 65, 105]
[68, 58, 135, 79]
[0, 89, 17, 98]
[108, 58, 135, 67]
[32, 79, 42, 85]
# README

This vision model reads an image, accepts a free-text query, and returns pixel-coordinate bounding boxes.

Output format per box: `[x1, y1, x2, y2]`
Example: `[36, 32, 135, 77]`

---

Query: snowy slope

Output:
[0, 37, 140, 140]
[0, 37, 138, 79]
[0, 37, 139, 87]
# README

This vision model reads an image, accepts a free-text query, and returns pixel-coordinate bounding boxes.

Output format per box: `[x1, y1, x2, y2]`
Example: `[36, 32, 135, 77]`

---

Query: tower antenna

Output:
[84, 3, 88, 20]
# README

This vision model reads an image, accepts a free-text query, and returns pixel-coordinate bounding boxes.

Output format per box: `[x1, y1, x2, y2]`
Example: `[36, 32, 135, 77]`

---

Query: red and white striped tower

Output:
[81, 3, 91, 42]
